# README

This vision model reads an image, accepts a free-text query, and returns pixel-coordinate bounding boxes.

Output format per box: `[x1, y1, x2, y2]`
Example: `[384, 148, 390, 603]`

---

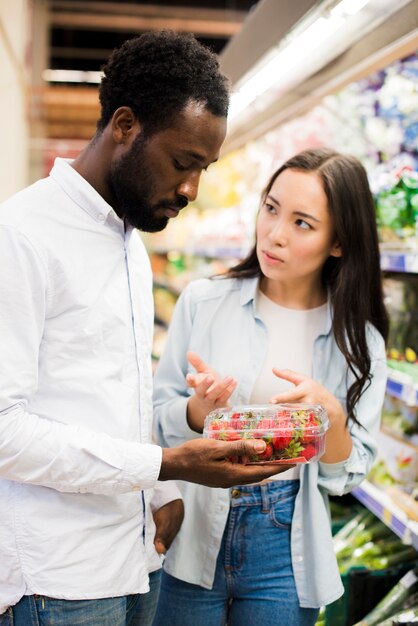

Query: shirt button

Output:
[231, 489, 241, 499]
[98, 214, 105, 222]
[295, 555, 303, 563]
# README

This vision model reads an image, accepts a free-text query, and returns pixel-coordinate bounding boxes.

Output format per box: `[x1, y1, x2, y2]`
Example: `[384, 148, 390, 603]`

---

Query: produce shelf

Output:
[380, 250, 418, 274]
[386, 368, 418, 406]
[352, 479, 418, 550]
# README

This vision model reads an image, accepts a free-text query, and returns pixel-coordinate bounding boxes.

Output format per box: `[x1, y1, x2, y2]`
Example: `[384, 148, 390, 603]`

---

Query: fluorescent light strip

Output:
[42, 69, 103, 84]
[331, 0, 372, 17]
[228, 14, 345, 120]
[228, 0, 375, 122]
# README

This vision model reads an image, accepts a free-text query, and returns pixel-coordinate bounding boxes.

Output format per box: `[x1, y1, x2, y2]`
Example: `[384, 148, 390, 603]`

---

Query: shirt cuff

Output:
[150, 480, 183, 512]
[319, 445, 367, 478]
[122, 442, 162, 490]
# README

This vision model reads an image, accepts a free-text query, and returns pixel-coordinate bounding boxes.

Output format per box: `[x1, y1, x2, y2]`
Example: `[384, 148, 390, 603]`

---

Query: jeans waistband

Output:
[230, 479, 300, 508]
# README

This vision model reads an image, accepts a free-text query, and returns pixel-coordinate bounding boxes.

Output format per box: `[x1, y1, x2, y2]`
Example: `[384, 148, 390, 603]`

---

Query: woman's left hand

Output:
[270, 369, 344, 426]
[270, 369, 352, 462]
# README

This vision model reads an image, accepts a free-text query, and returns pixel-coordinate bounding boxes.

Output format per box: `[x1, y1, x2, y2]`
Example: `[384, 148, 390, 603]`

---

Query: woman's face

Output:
[256, 168, 341, 289]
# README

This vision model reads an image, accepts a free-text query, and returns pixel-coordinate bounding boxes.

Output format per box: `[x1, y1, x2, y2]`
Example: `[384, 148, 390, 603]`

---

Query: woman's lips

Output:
[263, 250, 283, 264]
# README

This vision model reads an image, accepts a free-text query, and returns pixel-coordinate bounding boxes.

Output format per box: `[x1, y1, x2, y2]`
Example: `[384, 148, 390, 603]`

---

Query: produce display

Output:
[203, 403, 329, 464]
[384, 275, 418, 366]
[353, 568, 418, 625]
[376, 169, 418, 244]
[333, 510, 417, 575]
[315, 510, 418, 626]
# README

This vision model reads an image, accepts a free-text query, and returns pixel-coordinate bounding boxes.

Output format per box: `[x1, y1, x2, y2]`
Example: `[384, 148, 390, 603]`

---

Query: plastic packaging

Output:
[203, 403, 329, 464]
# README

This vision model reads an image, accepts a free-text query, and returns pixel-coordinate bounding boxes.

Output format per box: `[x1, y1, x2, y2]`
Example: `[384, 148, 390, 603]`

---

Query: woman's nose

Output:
[270, 220, 288, 246]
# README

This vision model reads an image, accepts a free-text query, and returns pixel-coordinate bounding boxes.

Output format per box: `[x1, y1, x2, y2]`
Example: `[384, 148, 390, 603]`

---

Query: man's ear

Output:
[111, 107, 140, 144]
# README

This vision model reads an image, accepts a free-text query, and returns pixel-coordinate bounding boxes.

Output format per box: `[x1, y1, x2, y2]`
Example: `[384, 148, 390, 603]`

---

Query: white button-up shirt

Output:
[0, 158, 175, 614]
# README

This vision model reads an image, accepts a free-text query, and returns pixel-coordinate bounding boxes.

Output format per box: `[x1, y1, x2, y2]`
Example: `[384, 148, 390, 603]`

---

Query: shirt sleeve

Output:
[153, 284, 202, 448]
[150, 480, 183, 513]
[318, 326, 388, 496]
[0, 225, 162, 494]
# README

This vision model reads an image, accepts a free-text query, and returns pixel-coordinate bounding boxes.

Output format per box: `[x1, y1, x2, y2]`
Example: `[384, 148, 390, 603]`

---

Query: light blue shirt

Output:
[153, 276, 387, 608]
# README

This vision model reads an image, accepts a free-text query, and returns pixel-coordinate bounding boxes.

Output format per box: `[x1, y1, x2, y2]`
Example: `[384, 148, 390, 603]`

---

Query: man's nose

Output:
[176, 171, 201, 203]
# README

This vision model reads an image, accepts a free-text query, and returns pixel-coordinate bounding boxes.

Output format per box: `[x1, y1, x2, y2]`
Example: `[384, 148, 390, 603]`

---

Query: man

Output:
[0, 31, 282, 626]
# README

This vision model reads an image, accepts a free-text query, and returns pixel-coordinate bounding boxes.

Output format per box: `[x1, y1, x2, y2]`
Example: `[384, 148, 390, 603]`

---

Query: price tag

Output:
[383, 508, 392, 527]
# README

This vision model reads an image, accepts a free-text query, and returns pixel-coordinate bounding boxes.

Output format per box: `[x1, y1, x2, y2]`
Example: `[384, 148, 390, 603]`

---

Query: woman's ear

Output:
[330, 240, 342, 258]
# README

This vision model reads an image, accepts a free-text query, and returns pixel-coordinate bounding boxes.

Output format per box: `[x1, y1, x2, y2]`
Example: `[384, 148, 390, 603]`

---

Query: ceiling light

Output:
[228, 14, 345, 120]
[42, 69, 103, 84]
[331, 0, 372, 17]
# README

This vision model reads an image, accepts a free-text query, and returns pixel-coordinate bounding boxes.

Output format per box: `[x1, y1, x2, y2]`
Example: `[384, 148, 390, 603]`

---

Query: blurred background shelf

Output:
[352, 479, 418, 549]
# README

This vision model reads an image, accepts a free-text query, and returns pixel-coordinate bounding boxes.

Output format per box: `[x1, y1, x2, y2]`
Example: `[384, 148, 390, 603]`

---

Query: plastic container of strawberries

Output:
[203, 403, 329, 464]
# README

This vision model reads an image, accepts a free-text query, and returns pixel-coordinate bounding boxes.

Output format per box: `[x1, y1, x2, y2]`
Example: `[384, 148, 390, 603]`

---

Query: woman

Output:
[152, 148, 389, 626]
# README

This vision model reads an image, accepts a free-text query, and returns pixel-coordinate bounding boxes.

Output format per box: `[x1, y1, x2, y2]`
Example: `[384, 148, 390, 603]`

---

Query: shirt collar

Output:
[239, 276, 260, 307]
[49, 157, 123, 226]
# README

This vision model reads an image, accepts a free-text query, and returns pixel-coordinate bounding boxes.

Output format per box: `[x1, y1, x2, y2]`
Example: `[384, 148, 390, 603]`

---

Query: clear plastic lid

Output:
[203, 403, 329, 464]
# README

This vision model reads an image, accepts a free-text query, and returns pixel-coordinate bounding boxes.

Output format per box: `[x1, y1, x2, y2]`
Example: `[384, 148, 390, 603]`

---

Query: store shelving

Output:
[386, 367, 418, 406]
[352, 479, 418, 549]
[381, 250, 418, 274]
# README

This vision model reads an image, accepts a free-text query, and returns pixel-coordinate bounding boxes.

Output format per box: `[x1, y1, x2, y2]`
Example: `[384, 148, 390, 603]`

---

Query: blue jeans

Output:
[153, 481, 319, 626]
[0, 569, 161, 626]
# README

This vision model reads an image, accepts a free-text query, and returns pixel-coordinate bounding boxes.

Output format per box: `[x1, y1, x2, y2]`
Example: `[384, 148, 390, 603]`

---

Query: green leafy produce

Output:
[368, 546, 418, 570]
[333, 510, 376, 554]
[373, 606, 418, 625]
[353, 568, 418, 626]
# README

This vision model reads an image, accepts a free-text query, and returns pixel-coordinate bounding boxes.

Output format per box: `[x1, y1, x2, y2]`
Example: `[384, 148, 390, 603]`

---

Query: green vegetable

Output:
[353, 568, 418, 626]
[369, 547, 418, 570]
[372, 606, 418, 625]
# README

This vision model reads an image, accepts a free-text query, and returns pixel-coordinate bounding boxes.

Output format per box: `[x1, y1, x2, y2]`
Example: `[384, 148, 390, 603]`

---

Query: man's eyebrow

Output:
[266, 194, 321, 222]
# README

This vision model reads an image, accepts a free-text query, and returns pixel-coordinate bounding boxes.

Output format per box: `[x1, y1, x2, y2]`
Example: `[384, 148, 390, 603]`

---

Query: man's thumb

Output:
[232, 438, 266, 455]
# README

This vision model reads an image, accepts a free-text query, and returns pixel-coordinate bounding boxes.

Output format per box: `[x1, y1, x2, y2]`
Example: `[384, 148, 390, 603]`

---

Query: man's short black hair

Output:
[97, 30, 230, 134]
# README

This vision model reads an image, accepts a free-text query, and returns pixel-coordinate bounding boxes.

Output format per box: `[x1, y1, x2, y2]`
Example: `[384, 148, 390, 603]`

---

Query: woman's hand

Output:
[269, 369, 343, 421]
[186, 351, 237, 433]
[270, 369, 352, 463]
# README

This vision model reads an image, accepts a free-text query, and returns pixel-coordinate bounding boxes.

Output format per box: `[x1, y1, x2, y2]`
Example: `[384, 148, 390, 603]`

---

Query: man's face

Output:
[108, 101, 227, 232]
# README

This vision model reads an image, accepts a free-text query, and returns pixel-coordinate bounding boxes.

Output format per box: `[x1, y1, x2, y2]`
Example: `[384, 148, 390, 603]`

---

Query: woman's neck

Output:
[259, 277, 327, 310]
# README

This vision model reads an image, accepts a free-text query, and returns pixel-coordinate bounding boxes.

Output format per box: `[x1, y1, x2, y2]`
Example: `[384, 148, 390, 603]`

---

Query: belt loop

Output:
[260, 483, 270, 513]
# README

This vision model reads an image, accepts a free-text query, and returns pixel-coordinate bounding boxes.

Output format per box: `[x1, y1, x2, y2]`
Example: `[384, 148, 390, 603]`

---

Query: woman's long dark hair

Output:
[226, 148, 389, 425]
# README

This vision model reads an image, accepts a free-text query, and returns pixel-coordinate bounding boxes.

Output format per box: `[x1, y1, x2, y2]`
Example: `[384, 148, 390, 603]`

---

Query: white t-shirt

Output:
[250, 289, 328, 479]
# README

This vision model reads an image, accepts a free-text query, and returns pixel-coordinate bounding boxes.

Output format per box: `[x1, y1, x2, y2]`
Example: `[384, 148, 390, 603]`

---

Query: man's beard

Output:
[107, 134, 187, 232]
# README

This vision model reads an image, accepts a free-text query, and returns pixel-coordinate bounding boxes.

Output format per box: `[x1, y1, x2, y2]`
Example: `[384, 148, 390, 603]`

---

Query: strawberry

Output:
[272, 431, 293, 451]
[224, 429, 241, 441]
[301, 444, 317, 461]
[281, 440, 305, 460]
[217, 427, 241, 441]
[256, 442, 274, 461]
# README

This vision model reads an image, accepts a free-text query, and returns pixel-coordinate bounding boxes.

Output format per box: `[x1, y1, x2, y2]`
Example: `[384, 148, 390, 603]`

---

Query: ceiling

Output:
[48, 0, 259, 72]
[34, 0, 259, 141]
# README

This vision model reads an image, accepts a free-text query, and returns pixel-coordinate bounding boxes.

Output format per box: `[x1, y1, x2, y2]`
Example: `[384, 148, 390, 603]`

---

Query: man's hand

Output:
[159, 438, 293, 488]
[153, 499, 185, 555]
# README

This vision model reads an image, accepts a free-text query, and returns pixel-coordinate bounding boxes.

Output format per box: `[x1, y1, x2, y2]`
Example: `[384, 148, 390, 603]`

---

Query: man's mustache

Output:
[157, 196, 188, 210]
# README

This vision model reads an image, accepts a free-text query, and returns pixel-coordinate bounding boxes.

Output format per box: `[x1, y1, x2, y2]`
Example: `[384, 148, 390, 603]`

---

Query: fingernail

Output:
[254, 441, 266, 452]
